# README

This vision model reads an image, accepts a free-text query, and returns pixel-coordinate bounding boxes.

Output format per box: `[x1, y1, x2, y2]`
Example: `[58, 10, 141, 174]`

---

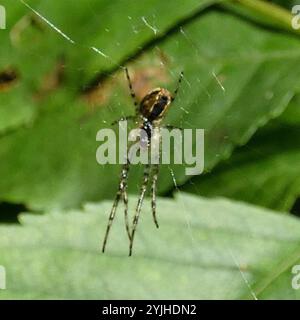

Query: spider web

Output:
[16, 0, 259, 300]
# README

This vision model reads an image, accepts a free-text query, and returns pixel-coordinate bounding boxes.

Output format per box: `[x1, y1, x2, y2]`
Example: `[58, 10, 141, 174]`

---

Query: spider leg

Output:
[102, 161, 131, 253]
[171, 71, 184, 102]
[121, 160, 131, 241]
[151, 163, 159, 229]
[129, 163, 151, 256]
[124, 67, 139, 114]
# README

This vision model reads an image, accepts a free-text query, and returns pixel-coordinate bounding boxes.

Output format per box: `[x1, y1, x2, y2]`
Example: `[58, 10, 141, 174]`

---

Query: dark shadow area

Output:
[291, 198, 300, 217]
[0, 202, 28, 224]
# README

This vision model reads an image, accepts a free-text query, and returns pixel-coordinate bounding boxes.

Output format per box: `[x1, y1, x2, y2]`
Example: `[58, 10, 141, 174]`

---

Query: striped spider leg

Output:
[102, 69, 139, 253]
[102, 159, 131, 253]
[102, 67, 183, 255]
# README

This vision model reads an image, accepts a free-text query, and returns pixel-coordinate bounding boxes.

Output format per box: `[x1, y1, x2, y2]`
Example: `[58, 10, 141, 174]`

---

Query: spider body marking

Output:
[138, 87, 172, 146]
[102, 68, 183, 256]
[140, 88, 172, 121]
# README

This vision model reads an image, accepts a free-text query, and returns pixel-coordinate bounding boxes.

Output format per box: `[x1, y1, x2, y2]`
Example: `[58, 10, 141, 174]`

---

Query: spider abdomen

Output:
[139, 88, 172, 121]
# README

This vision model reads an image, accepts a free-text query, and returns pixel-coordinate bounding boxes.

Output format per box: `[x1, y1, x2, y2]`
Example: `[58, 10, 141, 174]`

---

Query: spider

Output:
[102, 67, 183, 256]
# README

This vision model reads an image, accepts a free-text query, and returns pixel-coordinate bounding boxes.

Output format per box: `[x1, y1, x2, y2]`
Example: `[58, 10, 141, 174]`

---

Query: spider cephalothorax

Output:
[102, 67, 183, 256]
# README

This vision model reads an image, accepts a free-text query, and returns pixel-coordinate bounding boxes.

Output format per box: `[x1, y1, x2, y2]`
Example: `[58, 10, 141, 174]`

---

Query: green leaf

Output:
[278, 93, 300, 126]
[182, 97, 300, 212]
[1, 4, 300, 210]
[222, 0, 299, 35]
[0, 193, 300, 299]
[0, 0, 217, 133]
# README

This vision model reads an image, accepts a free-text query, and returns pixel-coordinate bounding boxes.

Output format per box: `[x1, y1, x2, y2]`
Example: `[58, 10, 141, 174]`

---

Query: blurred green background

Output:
[0, 0, 300, 299]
